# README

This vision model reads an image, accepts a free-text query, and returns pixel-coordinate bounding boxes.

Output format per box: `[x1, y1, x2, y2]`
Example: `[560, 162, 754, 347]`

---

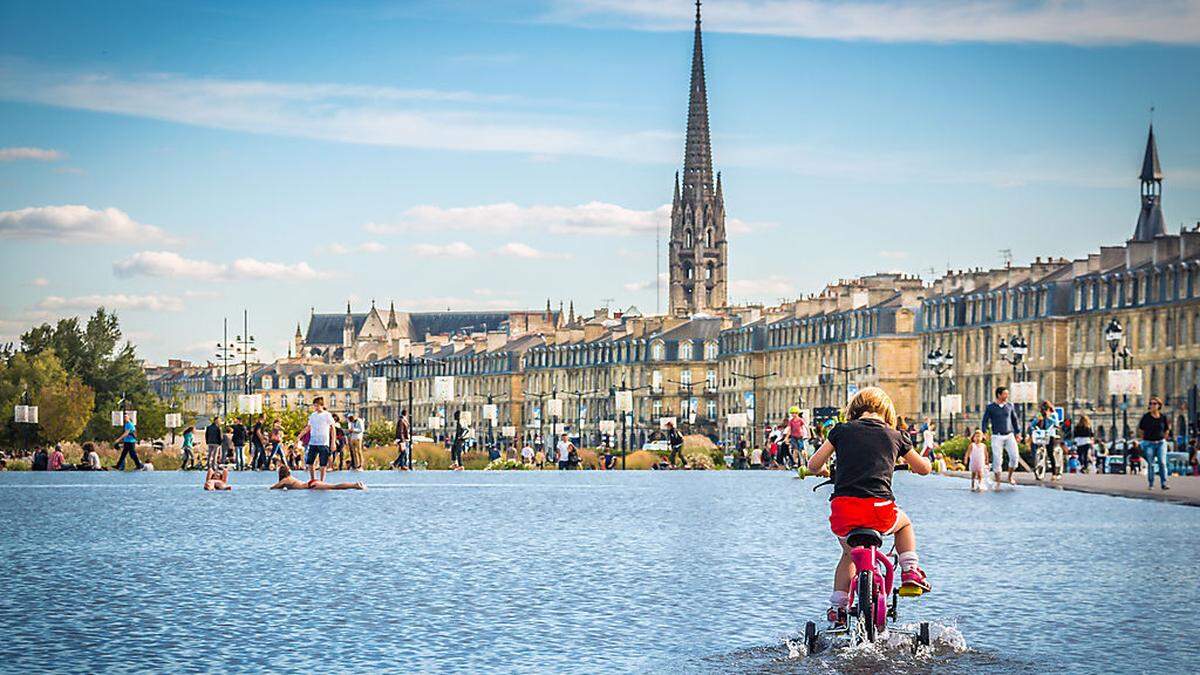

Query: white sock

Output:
[829, 590, 849, 608]
[898, 551, 919, 572]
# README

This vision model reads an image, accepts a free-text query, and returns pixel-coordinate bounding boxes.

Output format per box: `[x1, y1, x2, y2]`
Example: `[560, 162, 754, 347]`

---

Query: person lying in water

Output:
[269, 465, 365, 491]
[204, 467, 231, 491]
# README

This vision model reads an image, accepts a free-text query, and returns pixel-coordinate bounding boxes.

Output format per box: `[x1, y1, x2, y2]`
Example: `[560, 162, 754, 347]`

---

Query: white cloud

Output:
[0, 147, 63, 161]
[38, 293, 184, 312]
[0, 64, 676, 162]
[323, 241, 386, 255]
[368, 201, 772, 237]
[0, 205, 170, 243]
[410, 241, 477, 258]
[29, 277, 49, 287]
[547, 0, 1200, 45]
[496, 242, 571, 260]
[879, 250, 909, 259]
[623, 272, 668, 292]
[113, 250, 329, 281]
[729, 276, 796, 300]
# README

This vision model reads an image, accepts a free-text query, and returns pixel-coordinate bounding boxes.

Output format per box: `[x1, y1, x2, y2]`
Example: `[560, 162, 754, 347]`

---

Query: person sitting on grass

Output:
[269, 465, 365, 491]
[204, 467, 232, 491]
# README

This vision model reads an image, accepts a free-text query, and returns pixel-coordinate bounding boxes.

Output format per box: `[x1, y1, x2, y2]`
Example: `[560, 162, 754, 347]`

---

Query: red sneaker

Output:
[826, 606, 847, 627]
[901, 566, 932, 593]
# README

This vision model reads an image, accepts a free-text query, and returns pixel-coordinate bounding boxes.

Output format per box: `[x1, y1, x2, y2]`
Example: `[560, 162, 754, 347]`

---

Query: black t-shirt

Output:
[1138, 413, 1169, 441]
[828, 418, 911, 501]
[232, 424, 247, 445]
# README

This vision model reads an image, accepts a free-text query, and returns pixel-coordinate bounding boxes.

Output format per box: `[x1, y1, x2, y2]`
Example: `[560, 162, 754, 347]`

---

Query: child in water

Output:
[807, 387, 932, 627]
[968, 430, 988, 491]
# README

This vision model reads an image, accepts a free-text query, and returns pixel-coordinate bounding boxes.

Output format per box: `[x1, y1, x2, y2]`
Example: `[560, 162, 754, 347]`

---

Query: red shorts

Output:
[829, 496, 898, 537]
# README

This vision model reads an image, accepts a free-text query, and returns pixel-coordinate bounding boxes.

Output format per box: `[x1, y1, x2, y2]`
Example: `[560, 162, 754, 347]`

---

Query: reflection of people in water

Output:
[269, 465, 365, 491]
[204, 467, 231, 491]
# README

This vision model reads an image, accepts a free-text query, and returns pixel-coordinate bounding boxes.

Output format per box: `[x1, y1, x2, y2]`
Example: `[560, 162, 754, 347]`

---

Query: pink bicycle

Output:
[804, 527, 931, 654]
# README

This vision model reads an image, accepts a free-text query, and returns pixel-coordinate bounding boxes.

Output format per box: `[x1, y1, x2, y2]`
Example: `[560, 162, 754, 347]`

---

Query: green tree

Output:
[37, 377, 95, 443]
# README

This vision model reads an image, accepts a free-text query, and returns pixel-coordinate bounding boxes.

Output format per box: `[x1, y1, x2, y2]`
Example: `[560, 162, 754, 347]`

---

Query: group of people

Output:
[729, 407, 817, 470]
[21, 442, 106, 472]
[186, 407, 366, 474]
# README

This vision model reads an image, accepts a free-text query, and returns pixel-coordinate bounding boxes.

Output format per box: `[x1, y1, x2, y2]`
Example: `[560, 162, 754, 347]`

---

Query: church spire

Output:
[1133, 123, 1166, 241]
[682, 0, 713, 200]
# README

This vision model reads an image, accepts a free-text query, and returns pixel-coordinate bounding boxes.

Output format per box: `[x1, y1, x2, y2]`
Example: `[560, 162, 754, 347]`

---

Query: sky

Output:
[1, 0, 1198, 365]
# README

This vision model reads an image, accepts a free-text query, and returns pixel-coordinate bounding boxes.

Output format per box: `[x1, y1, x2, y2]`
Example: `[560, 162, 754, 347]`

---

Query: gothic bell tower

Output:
[669, 0, 727, 317]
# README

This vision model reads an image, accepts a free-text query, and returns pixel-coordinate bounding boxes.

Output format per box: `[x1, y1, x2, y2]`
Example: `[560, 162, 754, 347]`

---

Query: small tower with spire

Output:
[342, 301, 354, 349]
[1133, 123, 1166, 241]
[668, 0, 727, 316]
[293, 323, 303, 359]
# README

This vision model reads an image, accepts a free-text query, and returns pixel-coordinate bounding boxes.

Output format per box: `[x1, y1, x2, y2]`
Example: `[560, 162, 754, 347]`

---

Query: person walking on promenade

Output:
[392, 409, 410, 470]
[300, 397, 335, 482]
[521, 441, 534, 465]
[115, 412, 143, 471]
[348, 414, 364, 471]
[231, 418, 247, 471]
[921, 419, 937, 460]
[666, 420, 685, 468]
[787, 407, 810, 464]
[204, 418, 222, 469]
[221, 425, 235, 468]
[450, 411, 467, 469]
[1072, 415, 1095, 474]
[331, 414, 347, 471]
[181, 426, 196, 470]
[981, 386, 1021, 486]
[556, 433, 574, 470]
[250, 417, 267, 470]
[266, 420, 286, 469]
[1138, 397, 1171, 490]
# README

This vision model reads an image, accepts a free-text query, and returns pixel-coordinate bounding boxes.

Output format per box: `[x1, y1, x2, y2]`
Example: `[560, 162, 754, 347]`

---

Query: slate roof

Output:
[304, 311, 513, 345]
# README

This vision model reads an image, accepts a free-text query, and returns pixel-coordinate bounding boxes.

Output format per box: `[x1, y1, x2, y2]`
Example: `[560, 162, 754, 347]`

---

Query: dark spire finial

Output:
[1134, 122, 1166, 241]
[682, 0, 713, 200]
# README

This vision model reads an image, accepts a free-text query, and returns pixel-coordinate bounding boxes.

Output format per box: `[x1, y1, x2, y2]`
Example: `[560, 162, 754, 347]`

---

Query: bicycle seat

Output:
[845, 528, 885, 549]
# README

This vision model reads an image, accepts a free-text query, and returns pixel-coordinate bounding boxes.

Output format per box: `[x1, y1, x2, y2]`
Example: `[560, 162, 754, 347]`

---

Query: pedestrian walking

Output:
[1072, 414, 1094, 473]
[1138, 397, 1171, 490]
[250, 417, 267, 470]
[231, 418, 247, 471]
[981, 386, 1022, 485]
[393, 409, 411, 470]
[348, 414, 364, 470]
[556, 433, 574, 470]
[115, 412, 143, 471]
[204, 418, 222, 469]
[787, 407, 810, 464]
[450, 411, 467, 469]
[181, 426, 196, 470]
[665, 421, 685, 468]
[267, 420, 286, 469]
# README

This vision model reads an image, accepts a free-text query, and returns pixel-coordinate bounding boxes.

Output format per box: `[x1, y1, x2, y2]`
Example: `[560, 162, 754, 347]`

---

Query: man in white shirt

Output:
[347, 414, 365, 471]
[556, 433, 573, 470]
[301, 397, 336, 482]
[520, 443, 535, 465]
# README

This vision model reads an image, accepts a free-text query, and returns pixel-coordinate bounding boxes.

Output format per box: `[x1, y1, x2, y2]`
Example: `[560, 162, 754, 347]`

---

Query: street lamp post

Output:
[215, 318, 234, 422]
[730, 371, 777, 450]
[1104, 319, 1124, 444]
[821, 359, 873, 406]
[667, 378, 699, 435]
[1119, 346, 1134, 441]
[235, 309, 257, 396]
[998, 334, 1029, 430]
[925, 347, 955, 442]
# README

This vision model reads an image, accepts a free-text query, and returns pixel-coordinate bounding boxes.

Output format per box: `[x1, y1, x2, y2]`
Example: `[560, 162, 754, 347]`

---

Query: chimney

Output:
[1153, 234, 1181, 264]
[1127, 239, 1155, 268]
[1181, 225, 1200, 259]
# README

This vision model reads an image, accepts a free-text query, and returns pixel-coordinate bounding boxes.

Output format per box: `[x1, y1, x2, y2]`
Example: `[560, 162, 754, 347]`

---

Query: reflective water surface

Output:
[0, 470, 1196, 673]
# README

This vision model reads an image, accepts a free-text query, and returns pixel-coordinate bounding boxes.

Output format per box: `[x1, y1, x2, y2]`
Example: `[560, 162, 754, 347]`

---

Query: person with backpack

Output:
[666, 420, 685, 468]
[204, 419, 222, 469]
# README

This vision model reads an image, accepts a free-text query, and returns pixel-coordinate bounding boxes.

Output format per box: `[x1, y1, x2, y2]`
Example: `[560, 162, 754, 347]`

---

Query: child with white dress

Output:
[968, 430, 988, 492]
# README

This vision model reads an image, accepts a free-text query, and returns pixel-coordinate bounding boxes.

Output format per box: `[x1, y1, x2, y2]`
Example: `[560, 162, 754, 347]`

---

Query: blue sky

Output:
[1, 0, 1198, 363]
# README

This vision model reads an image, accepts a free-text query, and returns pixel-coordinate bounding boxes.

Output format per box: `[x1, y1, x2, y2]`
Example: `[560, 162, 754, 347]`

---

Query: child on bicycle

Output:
[968, 429, 987, 491]
[806, 387, 932, 627]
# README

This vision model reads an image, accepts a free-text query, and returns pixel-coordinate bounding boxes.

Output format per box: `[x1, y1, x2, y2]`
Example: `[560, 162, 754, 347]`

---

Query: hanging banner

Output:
[940, 394, 963, 415]
[367, 376, 388, 403]
[687, 397, 698, 423]
[1107, 369, 1143, 396]
[112, 410, 138, 426]
[482, 404, 498, 422]
[458, 410, 473, 427]
[164, 413, 183, 429]
[238, 394, 263, 414]
[428, 416, 445, 429]
[743, 391, 756, 422]
[501, 425, 517, 438]
[727, 412, 748, 429]
[1009, 381, 1038, 404]
[433, 376, 455, 403]
[599, 419, 616, 435]
[615, 390, 633, 413]
[553, 423, 568, 435]
[546, 398, 564, 418]
[659, 416, 677, 430]
[13, 405, 38, 424]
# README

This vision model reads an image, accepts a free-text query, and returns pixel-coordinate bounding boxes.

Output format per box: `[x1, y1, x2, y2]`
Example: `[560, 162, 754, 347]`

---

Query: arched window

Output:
[705, 262, 714, 280]
[679, 341, 694, 360]
[684, 229, 693, 248]
[329, 394, 338, 409]
[704, 341, 718, 360]
[684, 264, 694, 280]
[651, 341, 665, 361]
[705, 228, 713, 247]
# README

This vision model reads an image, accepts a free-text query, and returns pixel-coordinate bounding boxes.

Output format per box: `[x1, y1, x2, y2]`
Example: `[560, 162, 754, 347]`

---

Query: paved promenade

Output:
[945, 470, 1200, 507]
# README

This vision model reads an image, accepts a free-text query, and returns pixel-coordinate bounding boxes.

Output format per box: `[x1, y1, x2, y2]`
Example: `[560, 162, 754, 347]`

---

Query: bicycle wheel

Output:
[857, 569, 876, 642]
[1034, 447, 1046, 481]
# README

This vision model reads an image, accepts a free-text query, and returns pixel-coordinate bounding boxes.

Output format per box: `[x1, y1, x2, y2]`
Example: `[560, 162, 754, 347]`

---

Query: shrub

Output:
[484, 458, 530, 471]
[364, 421, 394, 448]
[621, 450, 663, 470]
[683, 449, 715, 470]
[576, 448, 599, 470]
[938, 435, 969, 461]
[412, 442, 450, 470]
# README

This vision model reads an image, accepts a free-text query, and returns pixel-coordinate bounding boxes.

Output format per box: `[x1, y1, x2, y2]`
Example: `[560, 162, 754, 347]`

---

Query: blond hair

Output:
[844, 386, 898, 428]
[971, 429, 984, 443]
